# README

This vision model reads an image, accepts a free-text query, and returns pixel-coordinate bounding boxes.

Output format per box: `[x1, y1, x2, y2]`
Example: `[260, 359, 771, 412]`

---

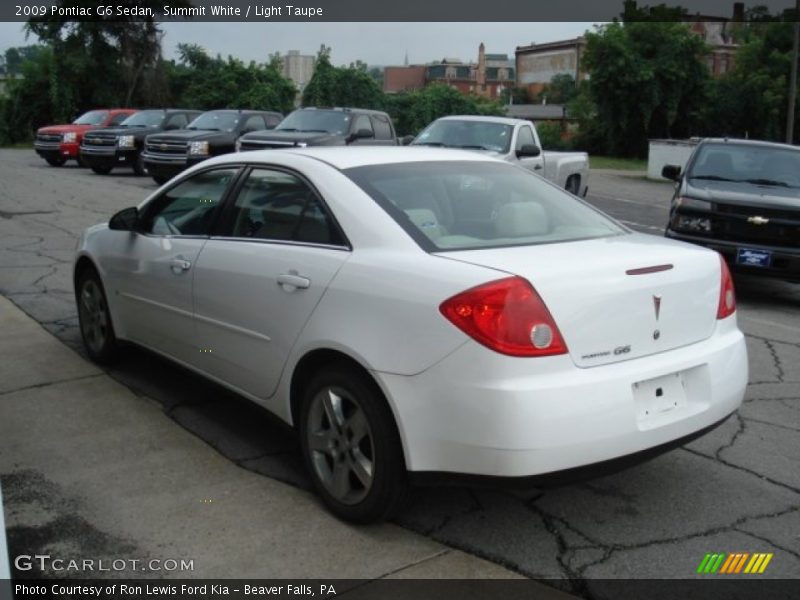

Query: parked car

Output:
[74, 147, 747, 523]
[237, 107, 398, 151]
[34, 109, 137, 167]
[80, 109, 202, 176]
[411, 116, 589, 195]
[663, 138, 800, 282]
[141, 109, 282, 184]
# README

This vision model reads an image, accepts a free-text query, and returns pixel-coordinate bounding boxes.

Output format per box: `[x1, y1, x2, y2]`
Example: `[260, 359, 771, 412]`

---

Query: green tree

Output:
[302, 48, 384, 109]
[581, 21, 710, 157]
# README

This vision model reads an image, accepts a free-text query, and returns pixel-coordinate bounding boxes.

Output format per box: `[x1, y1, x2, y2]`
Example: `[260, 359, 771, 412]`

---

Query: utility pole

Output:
[787, 0, 800, 143]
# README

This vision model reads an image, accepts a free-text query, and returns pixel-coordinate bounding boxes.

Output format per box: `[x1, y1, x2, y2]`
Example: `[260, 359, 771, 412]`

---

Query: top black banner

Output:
[2, 0, 798, 22]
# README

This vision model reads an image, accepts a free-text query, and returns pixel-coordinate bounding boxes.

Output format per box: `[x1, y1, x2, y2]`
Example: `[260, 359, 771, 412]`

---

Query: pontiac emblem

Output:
[653, 295, 662, 321]
[747, 216, 769, 225]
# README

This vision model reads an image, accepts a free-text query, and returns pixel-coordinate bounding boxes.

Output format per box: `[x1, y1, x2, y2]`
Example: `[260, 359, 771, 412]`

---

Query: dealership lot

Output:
[0, 149, 798, 589]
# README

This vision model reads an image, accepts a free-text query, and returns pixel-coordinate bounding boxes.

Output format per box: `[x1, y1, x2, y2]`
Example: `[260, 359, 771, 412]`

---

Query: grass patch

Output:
[590, 156, 648, 171]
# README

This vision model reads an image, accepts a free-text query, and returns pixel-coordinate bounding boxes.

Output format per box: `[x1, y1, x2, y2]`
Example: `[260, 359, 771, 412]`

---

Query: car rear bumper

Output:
[377, 316, 747, 478]
[666, 229, 800, 282]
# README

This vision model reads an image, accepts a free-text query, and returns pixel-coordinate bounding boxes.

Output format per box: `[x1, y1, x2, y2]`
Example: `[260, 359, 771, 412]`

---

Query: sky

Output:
[0, 22, 598, 66]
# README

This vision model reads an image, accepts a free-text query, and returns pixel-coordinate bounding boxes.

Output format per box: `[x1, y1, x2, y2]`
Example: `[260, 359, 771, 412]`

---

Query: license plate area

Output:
[736, 247, 771, 268]
[634, 371, 687, 422]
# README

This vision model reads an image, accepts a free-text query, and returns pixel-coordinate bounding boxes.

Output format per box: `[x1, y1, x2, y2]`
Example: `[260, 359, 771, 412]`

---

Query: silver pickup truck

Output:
[411, 115, 589, 196]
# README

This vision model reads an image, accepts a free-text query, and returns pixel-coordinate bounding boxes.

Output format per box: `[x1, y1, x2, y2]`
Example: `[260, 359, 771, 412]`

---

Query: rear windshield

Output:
[188, 111, 240, 132]
[276, 110, 351, 135]
[344, 161, 624, 252]
[73, 110, 109, 125]
[688, 143, 800, 189]
[119, 110, 165, 128]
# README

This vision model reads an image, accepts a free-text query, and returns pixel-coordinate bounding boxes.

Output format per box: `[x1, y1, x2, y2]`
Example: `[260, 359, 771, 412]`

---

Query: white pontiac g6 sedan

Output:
[74, 147, 748, 522]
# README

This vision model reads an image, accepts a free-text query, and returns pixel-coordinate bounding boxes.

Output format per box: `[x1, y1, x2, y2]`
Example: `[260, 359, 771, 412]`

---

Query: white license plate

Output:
[634, 371, 687, 421]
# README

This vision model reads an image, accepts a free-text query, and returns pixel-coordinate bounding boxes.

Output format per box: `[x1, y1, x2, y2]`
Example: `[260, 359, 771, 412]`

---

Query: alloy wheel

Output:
[78, 279, 109, 355]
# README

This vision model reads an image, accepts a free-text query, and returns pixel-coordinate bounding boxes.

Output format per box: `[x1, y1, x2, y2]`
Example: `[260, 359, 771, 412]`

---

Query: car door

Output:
[107, 167, 240, 365]
[515, 123, 544, 173]
[349, 114, 379, 146]
[192, 166, 351, 399]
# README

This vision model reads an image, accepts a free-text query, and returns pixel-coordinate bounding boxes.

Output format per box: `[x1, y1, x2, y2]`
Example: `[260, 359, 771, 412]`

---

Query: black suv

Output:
[237, 107, 398, 151]
[80, 109, 201, 175]
[142, 109, 283, 184]
[663, 138, 800, 282]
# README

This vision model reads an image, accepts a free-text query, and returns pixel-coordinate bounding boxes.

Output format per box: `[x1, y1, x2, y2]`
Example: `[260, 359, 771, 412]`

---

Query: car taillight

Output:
[716, 255, 736, 319]
[439, 276, 568, 357]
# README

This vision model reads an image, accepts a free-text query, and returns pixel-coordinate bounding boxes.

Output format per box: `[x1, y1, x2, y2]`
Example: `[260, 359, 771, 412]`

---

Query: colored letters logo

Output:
[697, 552, 773, 574]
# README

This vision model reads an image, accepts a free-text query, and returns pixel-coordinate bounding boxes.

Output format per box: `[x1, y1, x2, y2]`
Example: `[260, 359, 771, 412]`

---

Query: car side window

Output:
[166, 113, 188, 129]
[266, 114, 282, 128]
[371, 115, 393, 140]
[108, 112, 129, 126]
[243, 115, 267, 133]
[516, 126, 536, 151]
[353, 115, 374, 136]
[227, 168, 345, 246]
[139, 169, 239, 236]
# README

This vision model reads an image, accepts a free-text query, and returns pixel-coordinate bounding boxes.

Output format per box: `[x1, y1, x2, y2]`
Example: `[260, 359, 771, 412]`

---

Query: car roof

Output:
[294, 107, 389, 116]
[216, 146, 504, 170]
[436, 115, 528, 126]
[699, 138, 800, 152]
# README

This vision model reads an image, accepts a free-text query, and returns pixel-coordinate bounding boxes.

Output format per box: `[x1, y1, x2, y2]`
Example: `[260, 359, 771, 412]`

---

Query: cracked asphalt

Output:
[1, 149, 798, 593]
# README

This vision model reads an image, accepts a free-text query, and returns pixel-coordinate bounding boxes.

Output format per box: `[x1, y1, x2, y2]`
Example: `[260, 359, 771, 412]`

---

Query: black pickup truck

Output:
[80, 109, 201, 175]
[142, 109, 283, 184]
[237, 107, 398, 151]
[663, 138, 800, 282]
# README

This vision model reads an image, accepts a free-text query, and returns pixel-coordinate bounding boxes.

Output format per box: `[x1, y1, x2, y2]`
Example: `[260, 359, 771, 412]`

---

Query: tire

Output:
[132, 153, 146, 176]
[91, 165, 113, 175]
[152, 174, 168, 185]
[45, 157, 66, 167]
[76, 155, 87, 168]
[565, 175, 580, 195]
[76, 267, 119, 364]
[299, 363, 408, 523]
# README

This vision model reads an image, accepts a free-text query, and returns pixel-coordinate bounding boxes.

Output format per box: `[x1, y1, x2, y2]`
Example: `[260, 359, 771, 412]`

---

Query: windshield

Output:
[345, 161, 624, 252]
[688, 143, 800, 189]
[119, 110, 165, 128]
[73, 110, 109, 126]
[413, 120, 513, 153]
[276, 110, 350, 134]
[187, 111, 240, 132]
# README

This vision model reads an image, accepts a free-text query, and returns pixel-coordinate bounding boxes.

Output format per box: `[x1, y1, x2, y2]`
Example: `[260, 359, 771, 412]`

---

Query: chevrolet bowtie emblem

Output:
[653, 295, 662, 321]
[747, 216, 769, 225]
[160, 143, 167, 151]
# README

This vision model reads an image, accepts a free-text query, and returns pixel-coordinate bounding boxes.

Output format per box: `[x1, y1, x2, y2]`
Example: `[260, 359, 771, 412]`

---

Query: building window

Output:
[498, 68, 508, 81]
[446, 66, 456, 79]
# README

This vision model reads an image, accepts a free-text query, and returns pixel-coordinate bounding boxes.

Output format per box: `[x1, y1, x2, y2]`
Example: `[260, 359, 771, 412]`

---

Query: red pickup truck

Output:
[34, 109, 137, 167]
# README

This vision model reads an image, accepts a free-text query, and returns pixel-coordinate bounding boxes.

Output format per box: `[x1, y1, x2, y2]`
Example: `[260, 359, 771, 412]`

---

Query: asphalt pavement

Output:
[0, 150, 798, 594]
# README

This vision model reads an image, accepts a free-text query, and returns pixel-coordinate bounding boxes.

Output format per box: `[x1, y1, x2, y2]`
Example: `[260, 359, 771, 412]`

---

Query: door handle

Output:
[534, 164, 543, 170]
[170, 258, 192, 274]
[277, 272, 311, 290]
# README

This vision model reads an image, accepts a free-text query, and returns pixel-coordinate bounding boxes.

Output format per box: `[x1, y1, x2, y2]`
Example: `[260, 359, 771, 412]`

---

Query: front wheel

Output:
[132, 153, 146, 176]
[76, 268, 119, 364]
[45, 157, 66, 167]
[151, 174, 168, 185]
[91, 165, 113, 175]
[299, 364, 408, 523]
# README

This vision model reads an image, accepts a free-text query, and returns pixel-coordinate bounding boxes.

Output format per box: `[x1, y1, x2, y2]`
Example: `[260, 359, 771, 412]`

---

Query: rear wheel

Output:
[45, 157, 66, 167]
[565, 175, 580, 195]
[91, 165, 113, 175]
[76, 267, 119, 364]
[299, 363, 408, 523]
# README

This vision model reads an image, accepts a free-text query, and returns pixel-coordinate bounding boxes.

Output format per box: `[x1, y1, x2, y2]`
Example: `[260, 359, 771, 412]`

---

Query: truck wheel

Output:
[299, 363, 408, 523]
[132, 154, 146, 176]
[91, 165, 113, 175]
[152, 174, 168, 185]
[566, 175, 580, 195]
[45, 157, 66, 167]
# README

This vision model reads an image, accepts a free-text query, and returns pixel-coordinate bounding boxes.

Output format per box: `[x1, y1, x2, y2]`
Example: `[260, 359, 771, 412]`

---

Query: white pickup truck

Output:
[411, 115, 589, 196]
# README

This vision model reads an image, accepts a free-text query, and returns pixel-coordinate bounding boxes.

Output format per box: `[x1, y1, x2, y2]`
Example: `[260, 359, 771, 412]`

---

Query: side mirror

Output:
[516, 144, 541, 158]
[109, 207, 139, 231]
[347, 128, 374, 144]
[662, 164, 682, 181]
[399, 135, 414, 146]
